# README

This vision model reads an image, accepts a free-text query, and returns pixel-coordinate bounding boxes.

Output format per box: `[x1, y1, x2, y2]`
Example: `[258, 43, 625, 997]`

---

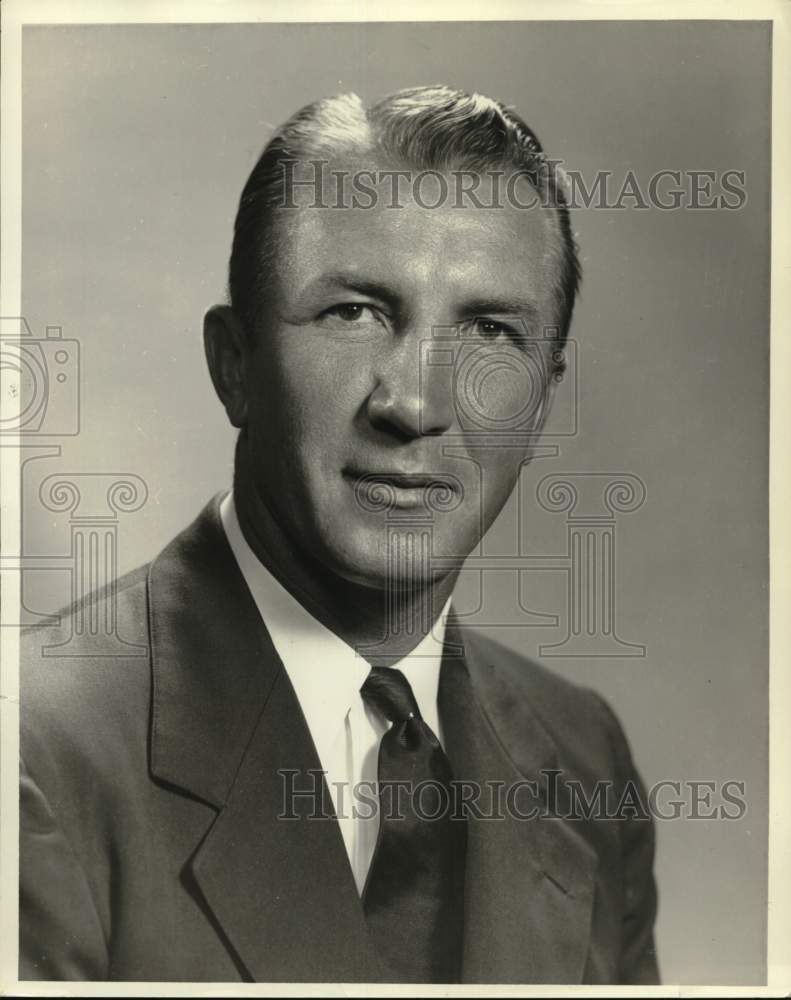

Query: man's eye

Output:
[475, 318, 516, 339]
[325, 303, 372, 322]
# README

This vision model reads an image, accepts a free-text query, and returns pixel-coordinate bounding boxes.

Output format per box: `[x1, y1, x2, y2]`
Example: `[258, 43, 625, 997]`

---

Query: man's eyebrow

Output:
[303, 272, 399, 304]
[458, 297, 541, 321]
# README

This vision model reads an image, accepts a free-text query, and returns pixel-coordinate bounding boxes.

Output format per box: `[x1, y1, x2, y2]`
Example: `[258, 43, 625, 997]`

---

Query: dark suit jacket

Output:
[20, 497, 659, 984]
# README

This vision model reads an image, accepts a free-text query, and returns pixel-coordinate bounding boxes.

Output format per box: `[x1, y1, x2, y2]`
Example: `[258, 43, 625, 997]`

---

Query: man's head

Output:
[205, 85, 580, 590]
[229, 86, 579, 345]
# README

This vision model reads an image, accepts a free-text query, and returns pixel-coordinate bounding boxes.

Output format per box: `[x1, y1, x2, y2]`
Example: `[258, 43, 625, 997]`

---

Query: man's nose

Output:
[366, 329, 455, 439]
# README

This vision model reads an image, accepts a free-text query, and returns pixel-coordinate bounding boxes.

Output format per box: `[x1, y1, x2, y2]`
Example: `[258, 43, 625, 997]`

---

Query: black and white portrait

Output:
[1, 5, 785, 993]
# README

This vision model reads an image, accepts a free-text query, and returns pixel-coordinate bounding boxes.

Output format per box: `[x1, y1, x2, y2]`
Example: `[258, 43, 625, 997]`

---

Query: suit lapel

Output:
[148, 497, 595, 983]
[189, 665, 383, 982]
[440, 624, 597, 984]
[148, 497, 382, 982]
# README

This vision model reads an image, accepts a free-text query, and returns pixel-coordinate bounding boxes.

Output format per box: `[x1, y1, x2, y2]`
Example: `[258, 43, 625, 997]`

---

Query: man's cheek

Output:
[453, 360, 547, 436]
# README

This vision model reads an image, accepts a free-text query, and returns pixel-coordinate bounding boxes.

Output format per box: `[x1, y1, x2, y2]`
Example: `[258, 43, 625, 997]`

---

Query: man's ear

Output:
[203, 305, 249, 428]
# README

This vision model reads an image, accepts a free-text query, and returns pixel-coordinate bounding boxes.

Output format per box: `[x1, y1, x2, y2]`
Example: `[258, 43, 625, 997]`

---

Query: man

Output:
[20, 86, 659, 984]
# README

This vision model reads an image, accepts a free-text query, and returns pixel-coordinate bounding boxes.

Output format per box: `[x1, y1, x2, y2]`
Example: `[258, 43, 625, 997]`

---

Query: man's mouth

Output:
[343, 469, 460, 511]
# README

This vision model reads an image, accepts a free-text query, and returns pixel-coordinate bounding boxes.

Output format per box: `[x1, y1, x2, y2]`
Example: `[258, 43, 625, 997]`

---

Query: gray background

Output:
[20, 21, 770, 985]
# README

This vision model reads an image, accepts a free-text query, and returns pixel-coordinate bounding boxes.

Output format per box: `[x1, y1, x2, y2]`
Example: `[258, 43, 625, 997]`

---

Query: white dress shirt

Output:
[219, 491, 450, 895]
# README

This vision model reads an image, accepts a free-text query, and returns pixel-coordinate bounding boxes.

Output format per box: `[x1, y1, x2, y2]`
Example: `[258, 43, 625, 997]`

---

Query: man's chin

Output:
[320, 534, 461, 592]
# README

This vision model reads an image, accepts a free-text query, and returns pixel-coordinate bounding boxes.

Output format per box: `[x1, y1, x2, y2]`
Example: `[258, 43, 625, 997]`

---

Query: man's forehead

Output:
[272, 156, 558, 298]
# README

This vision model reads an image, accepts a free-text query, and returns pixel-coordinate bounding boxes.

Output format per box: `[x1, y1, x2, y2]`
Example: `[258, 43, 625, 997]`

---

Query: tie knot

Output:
[361, 667, 420, 724]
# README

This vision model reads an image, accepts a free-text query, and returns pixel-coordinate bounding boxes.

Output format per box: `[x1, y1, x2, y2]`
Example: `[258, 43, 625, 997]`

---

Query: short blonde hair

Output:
[229, 85, 580, 342]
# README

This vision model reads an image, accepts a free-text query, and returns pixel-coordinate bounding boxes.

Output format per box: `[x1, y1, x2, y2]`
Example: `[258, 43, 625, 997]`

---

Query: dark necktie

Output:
[360, 667, 466, 983]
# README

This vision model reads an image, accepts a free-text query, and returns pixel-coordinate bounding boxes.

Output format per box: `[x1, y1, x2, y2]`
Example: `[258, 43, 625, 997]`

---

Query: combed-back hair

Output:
[229, 85, 580, 342]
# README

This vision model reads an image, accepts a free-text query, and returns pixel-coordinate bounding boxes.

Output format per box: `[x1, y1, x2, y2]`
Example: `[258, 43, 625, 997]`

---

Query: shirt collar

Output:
[219, 491, 450, 763]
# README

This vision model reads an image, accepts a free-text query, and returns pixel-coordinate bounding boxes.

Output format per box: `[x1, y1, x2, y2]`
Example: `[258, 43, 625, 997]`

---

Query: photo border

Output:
[1, 1, 788, 995]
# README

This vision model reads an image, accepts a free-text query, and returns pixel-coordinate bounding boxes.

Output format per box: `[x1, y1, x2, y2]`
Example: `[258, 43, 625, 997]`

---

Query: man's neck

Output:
[232, 442, 458, 665]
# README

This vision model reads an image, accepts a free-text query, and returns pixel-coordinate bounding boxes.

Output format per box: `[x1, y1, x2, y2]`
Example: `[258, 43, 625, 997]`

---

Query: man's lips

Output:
[355, 472, 440, 487]
[343, 469, 455, 487]
[342, 469, 462, 510]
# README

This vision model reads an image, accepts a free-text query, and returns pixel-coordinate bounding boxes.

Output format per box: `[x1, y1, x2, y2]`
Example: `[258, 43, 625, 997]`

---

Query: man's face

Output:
[241, 163, 561, 588]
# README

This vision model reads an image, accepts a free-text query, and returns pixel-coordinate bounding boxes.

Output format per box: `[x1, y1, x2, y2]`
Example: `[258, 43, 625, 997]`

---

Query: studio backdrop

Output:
[17, 19, 769, 985]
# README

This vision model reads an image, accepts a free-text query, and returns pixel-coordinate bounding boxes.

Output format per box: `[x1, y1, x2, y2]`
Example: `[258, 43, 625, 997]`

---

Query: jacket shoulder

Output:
[20, 563, 153, 781]
[465, 628, 611, 720]
[462, 628, 634, 782]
